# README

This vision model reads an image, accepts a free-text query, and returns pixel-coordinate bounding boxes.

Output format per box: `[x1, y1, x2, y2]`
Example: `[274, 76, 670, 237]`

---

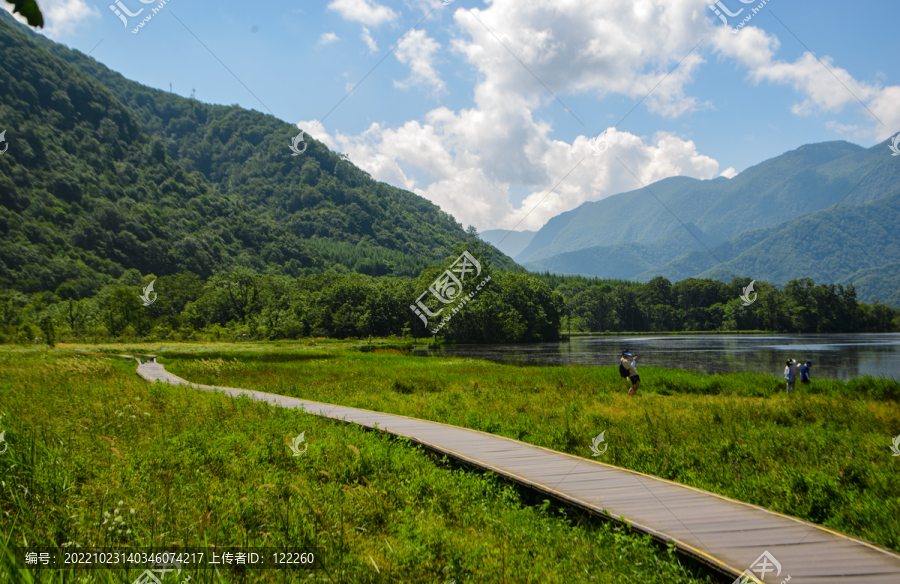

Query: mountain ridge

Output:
[0, 10, 517, 296]
[515, 140, 896, 265]
[525, 188, 900, 306]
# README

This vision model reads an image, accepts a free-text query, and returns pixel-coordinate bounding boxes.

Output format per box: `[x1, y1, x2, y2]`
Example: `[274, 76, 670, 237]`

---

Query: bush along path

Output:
[137, 357, 900, 584]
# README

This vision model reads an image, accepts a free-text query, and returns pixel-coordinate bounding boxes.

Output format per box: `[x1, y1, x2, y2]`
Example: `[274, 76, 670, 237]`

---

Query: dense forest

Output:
[546, 273, 899, 334]
[0, 242, 566, 344]
[3, 251, 896, 347]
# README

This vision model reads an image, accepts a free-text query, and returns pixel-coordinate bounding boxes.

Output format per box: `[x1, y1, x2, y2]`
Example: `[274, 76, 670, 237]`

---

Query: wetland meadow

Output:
[2, 339, 898, 583]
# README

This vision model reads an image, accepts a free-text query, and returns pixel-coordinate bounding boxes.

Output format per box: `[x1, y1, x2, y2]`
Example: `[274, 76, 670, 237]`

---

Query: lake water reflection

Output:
[414, 334, 900, 381]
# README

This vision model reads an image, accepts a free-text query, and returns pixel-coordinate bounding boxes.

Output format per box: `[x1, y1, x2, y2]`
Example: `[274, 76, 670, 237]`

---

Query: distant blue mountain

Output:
[519, 140, 900, 306]
[480, 229, 536, 258]
[525, 187, 900, 306]
[516, 140, 900, 265]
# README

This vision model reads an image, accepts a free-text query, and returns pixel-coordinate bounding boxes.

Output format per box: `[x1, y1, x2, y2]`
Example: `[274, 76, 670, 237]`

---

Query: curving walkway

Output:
[134, 358, 900, 583]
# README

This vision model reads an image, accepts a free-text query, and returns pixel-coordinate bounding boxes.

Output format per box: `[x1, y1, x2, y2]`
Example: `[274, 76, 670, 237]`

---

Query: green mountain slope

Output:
[526, 190, 900, 306]
[838, 263, 900, 307]
[516, 140, 900, 264]
[639, 192, 900, 305]
[0, 12, 514, 297]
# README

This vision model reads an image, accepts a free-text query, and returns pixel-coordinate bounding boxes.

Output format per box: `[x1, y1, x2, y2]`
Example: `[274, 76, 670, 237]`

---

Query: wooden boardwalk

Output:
[134, 358, 900, 583]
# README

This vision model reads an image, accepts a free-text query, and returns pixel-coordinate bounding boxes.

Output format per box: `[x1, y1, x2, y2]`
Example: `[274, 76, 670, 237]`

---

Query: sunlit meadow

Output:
[1, 343, 718, 583]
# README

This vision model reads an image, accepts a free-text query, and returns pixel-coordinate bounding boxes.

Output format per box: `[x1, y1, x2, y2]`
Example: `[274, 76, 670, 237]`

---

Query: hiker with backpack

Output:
[620, 351, 640, 396]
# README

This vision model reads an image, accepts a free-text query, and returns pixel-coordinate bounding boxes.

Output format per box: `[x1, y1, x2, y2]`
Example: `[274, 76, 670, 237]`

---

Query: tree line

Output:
[0, 243, 565, 345]
[549, 274, 898, 334]
[3, 256, 897, 348]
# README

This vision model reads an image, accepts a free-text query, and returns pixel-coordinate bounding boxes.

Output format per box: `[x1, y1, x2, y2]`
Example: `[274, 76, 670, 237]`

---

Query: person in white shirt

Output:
[784, 359, 797, 394]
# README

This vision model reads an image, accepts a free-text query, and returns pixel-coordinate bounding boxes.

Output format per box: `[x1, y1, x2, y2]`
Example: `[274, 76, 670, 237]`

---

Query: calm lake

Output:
[414, 334, 900, 381]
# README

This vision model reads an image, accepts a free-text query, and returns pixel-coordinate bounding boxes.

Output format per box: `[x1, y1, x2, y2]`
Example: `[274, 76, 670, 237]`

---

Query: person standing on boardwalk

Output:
[784, 359, 797, 394]
[800, 360, 811, 386]
[621, 351, 640, 396]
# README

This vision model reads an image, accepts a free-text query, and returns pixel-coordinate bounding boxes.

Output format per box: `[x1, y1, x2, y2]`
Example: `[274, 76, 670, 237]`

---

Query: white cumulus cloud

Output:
[360, 26, 378, 53]
[327, 0, 398, 27]
[720, 167, 738, 179]
[304, 0, 896, 232]
[711, 24, 900, 140]
[316, 32, 340, 47]
[393, 29, 445, 94]
[449, 0, 710, 120]
[299, 118, 722, 232]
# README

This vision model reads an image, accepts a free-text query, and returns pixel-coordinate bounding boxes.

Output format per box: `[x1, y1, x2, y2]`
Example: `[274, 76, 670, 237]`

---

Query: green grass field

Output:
[1, 343, 720, 584]
[152, 340, 900, 553]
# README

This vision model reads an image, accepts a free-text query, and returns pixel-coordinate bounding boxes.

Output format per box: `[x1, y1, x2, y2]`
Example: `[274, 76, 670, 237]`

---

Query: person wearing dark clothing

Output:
[621, 351, 640, 396]
[800, 360, 811, 385]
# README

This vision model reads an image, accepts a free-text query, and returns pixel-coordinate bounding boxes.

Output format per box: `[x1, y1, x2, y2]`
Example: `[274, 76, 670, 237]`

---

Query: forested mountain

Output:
[526, 194, 900, 307]
[526, 191, 900, 306]
[839, 263, 900, 307]
[518, 138, 900, 306]
[664, 192, 900, 302]
[0, 10, 895, 344]
[0, 11, 515, 299]
[516, 140, 900, 265]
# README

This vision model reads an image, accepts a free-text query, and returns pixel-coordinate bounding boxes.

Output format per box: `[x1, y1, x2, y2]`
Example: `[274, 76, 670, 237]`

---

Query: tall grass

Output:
[158, 341, 900, 553]
[0, 347, 715, 583]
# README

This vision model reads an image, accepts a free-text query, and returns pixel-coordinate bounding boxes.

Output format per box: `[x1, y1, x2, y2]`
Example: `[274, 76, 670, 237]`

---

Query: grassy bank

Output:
[146, 340, 900, 553]
[0, 346, 715, 583]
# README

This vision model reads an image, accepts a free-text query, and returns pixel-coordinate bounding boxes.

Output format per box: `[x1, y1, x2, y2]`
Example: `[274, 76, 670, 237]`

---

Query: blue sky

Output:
[8, 0, 899, 232]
